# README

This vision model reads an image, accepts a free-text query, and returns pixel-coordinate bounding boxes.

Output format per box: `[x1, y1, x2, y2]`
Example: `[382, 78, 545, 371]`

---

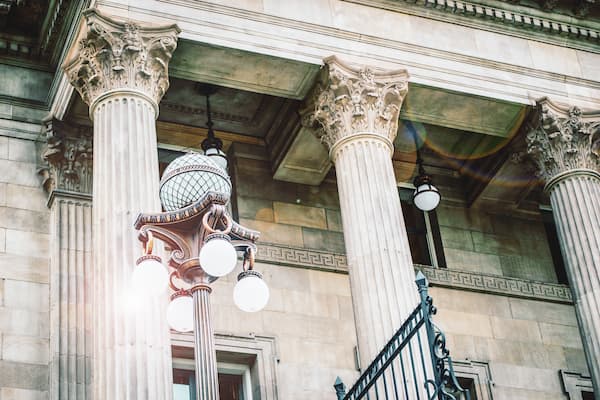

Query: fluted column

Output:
[303, 57, 419, 365]
[63, 9, 180, 399]
[527, 98, 600, 392]
[39, 118, 93, 399]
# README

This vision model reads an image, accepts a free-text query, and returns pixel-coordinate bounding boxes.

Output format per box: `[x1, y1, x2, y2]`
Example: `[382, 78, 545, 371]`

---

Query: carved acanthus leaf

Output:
[63, 9, 180, 107]
[38, 117, 93, 195]
[526, 98, 600, 182]
[301, 57, 409, 154]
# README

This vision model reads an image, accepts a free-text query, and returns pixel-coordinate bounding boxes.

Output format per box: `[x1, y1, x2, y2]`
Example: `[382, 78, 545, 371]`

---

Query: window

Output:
[171, 332, 279, 400]
[560, 370, 594, 400]
[399, 188, 446, 267]
[541, 209, 569, 284]
[445, 377, 477, 400]
[450, 360, 494, 400]
[173, 359, 253, 400]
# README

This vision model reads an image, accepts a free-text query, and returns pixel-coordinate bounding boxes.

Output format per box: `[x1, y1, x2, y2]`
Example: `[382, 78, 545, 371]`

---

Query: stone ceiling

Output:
[160, 78, 295, 139]
[65, 40, 542, 213]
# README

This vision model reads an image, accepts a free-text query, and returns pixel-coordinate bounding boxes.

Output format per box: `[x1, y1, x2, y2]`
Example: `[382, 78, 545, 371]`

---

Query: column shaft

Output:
[549, 172, 600, 390]
[92, 92, 172, 399]
[192, 288, 220, 400]
[526, 98, 600, 391]
[49, 194, 92, 399]
[334, 137, 419, 363]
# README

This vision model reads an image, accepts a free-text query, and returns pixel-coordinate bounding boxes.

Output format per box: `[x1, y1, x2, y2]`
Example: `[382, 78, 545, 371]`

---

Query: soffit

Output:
[169, 40, 320, 100]
[160, 77, 295, 138]
[64, 41, 539, 210]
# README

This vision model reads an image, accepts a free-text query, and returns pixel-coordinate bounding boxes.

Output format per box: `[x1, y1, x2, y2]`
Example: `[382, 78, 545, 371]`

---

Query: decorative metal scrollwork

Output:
[334, 271, 470, 400]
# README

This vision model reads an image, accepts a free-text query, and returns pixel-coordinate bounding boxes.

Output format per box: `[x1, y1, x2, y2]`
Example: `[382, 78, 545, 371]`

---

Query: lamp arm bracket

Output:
[201, 205, 232, 235]
[138, 225, 191, 264]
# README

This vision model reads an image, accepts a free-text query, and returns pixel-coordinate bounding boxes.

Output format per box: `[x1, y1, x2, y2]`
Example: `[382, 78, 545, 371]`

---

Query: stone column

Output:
[39, 117, 93, 399]
[303, 57, 418, 365]
[63, 9, 180, 399]
[527, 98, 600, 392]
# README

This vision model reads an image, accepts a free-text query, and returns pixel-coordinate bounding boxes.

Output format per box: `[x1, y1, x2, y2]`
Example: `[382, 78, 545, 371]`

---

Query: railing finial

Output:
[334, 376, 346, 400]
[415, 270, 429, 291]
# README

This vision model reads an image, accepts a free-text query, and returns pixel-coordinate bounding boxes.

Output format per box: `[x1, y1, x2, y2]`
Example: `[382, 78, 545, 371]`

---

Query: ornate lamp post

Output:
[133, 137, 268, 399]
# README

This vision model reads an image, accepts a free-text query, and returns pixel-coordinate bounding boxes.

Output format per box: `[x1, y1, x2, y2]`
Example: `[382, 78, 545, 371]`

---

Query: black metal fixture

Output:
[196, 83, 228, 170]
[333, 272, 470, 400]
[412, 136, 441, 212]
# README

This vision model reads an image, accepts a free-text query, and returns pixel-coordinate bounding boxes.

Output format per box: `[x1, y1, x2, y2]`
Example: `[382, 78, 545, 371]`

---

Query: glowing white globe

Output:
[167, 293, 194, 332]
[133, 256, 168, 296]
[199, 235, 238, 277]
[233, 271, 269, 313]
[413, 184, 440, 212]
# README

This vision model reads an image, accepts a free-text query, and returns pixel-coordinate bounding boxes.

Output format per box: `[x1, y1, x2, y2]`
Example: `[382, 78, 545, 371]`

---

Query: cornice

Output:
[113, 0, 600, 108]
[344, 0, 600, 53]
[255, 243, 573, 304]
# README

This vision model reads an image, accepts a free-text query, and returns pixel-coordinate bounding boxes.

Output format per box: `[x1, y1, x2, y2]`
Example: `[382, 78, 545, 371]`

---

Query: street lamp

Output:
[133, 89, 268, 400]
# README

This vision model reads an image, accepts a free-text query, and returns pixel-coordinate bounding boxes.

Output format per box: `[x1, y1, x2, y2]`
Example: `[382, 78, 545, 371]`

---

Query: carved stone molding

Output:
[256, 243, 348, 273]
[526, 98, 600, 184]
[254, 242, 573, 304]
[302, 56, 408, 158]
[63, 8, 180, 109]
[344, 1, 600, 53]
[419, 264, 573, 304]
[38, 117, 93, 198]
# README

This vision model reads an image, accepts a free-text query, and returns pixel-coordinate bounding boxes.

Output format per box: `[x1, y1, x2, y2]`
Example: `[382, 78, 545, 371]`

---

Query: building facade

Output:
[0, 0, 599, 399]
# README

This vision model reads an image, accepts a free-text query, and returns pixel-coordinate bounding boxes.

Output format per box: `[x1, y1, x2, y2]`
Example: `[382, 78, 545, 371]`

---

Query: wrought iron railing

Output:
[334, 271, 470, 400]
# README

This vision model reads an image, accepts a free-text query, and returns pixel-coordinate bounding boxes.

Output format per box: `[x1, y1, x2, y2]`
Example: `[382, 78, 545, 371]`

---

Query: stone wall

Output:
[0, 135, 51, 400]
[437, 204, 559, 282]
[434, 286, 585, 399]
[210, 262, 358, 400]
[233, 154, 345, 254]
[0, 137, 583, 399]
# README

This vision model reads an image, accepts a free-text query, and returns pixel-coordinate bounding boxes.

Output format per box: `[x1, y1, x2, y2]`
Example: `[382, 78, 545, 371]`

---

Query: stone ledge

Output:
[255, 242, 573, 304]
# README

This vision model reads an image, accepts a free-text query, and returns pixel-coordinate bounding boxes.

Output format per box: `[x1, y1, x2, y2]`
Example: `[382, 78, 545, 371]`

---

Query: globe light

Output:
[159, 153, 232, 212]
[233, 271, 269, 313]
[167, 291, 194, 332]
[199, 234, 238, 277]
[412, 171, 440, 212]
[204, 147, 228, 171]
[413, 183, 441, 212]
[133, 255, 168, 296]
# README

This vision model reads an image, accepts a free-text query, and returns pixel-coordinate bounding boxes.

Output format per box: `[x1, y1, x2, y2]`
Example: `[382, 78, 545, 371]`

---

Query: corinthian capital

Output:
[302, 56, 408, 156]
[526, 98, 600, 182]
[63, 9, 180, 108]
[38, 117, 93, 197]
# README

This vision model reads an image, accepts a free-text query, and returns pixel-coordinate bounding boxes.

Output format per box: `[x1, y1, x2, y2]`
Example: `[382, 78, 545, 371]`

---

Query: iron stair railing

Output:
[334, 271, 470, 400]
